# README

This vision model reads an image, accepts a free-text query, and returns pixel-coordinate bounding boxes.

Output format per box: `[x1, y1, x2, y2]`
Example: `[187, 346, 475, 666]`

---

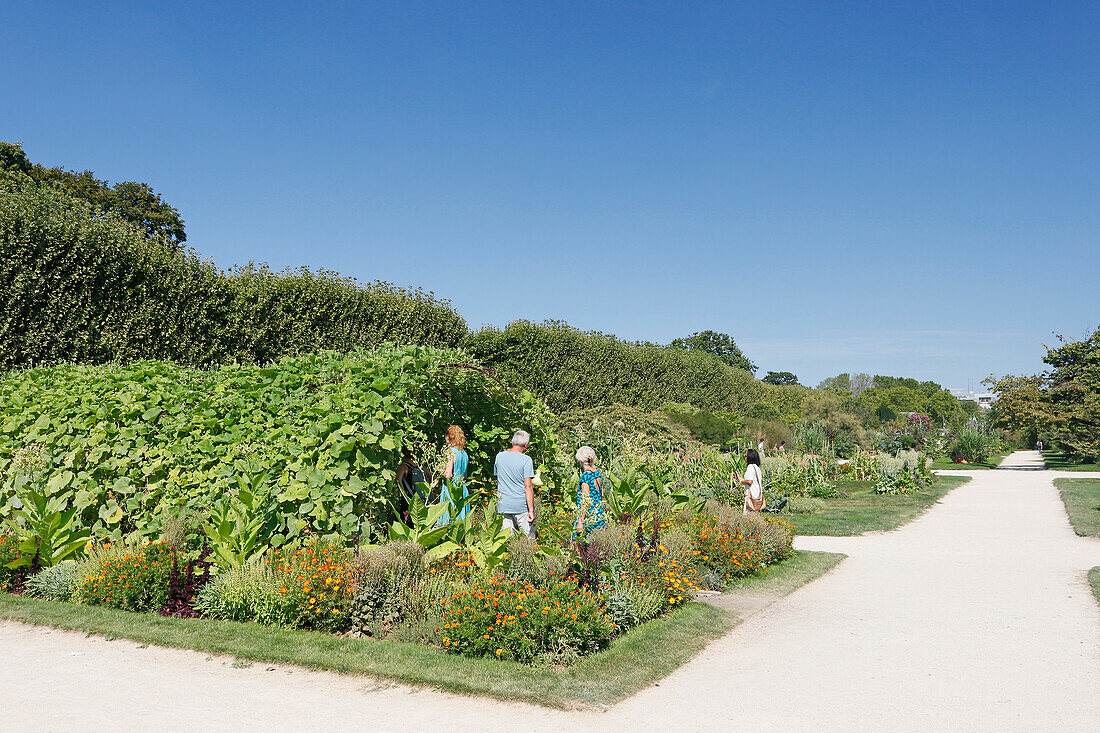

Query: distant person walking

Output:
[739, 448, 765, 515]
[573, 446, 607, 541]
[1037, 440, 1043, 452]
[757, 438, 766, 458]
[438, 425, 470, 524]
[494, 430, 536, 536]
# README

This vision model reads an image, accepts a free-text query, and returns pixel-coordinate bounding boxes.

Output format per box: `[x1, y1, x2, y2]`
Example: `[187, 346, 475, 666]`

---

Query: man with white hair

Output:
[493, 430, 535, 536]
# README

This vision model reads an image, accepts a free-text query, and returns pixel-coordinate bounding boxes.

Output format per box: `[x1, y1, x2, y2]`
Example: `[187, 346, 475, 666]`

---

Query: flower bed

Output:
[438, 576, 613, 664]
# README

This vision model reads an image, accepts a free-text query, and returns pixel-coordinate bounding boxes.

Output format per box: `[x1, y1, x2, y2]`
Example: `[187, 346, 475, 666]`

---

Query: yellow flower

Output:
[496, 649, 503, 655]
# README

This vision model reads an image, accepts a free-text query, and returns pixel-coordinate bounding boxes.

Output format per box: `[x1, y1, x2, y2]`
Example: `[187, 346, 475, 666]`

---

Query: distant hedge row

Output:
[465, 320, 772, 415]
[0, 182, 467, 369]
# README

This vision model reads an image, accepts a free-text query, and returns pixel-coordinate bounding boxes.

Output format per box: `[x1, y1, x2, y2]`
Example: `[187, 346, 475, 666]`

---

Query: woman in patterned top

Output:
[573, 445, 607, 540]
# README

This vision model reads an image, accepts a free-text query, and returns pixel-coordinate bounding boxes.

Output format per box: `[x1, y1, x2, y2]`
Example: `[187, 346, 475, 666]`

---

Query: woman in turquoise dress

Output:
[439, 425, 471, 524]
[573, 445, 607, 541]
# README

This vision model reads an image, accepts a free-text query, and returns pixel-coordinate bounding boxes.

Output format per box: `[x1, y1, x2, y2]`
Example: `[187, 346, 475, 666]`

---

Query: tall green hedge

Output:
[0, 182, 467, 368]
[465, 320, 769, 415]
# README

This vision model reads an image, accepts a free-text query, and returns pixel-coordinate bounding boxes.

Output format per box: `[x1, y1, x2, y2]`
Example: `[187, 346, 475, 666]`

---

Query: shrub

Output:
[348, 544, 422, 635]
[602, 583, 639, 631]
[951, 427, 991, 464]
[696, 568, 726, 591]
[192, 561, 301, 626]
[874, 450, 931, 495]
[266, 543, 357, 631]
[24, 560, 80, 601]
[663, 404, 738, 447]
[795, 422, 832, 458]
[437, 576, 614, 664]
[0, 180, 467, 370]
[687, 512, 766, 579]
[808, 484, 840, 499]
[758, 517, 795, 564]
[76, 541, 179, 612]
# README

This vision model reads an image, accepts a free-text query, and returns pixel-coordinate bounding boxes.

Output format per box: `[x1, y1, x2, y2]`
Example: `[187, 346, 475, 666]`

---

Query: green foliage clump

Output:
[24, 560, 80, 601]
[348, 543, 423, 635]
[2, 462, 91, 570]
[466, 320, 765, 415]
[950, 426, 991, 464]
[191, 561, 302, 627]
[0, 181, 467, 370]
[0, 347, 561, 543]
[873, 450, 932, 495]
[662, 404, 738, 447]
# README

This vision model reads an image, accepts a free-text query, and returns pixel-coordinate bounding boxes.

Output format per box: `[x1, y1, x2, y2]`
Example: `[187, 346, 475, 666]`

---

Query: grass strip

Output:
[1043, 450, 1100, 472]
[930, 453, 1008, 471]
[1089, 567, 1100, 608]
[786, 475, 971, 537]
[1053, 478, 1100, 538]
[0, 550, 843, 709]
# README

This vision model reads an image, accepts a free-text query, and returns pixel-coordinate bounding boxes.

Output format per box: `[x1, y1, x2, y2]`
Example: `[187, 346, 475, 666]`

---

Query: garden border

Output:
[0, 550, 844, 710]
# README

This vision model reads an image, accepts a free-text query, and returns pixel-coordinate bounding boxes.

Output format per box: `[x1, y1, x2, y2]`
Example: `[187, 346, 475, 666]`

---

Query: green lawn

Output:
[0, 550, 843, 709]
[785, 475, 971, 536]
[1043, 450, 1100, 472]
[930, 453, 1008, 471]
[1089, 568, 1100, 608]
[1053, 478, 1100, 537]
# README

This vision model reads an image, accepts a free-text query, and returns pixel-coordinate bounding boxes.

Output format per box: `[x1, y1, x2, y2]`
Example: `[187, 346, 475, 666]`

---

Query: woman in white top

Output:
[739, 448, 765, 515]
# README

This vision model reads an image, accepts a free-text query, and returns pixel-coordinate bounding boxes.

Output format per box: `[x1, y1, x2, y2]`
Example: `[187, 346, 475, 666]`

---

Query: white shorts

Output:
[500, 512, 532, 537]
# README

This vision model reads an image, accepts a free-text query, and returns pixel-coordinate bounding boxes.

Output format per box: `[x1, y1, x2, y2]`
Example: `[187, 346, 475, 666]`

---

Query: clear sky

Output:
[4, 1, 1097, 388]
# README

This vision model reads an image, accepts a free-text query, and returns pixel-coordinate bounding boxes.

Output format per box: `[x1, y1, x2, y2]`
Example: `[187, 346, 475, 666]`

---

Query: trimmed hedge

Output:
[0, 182, 467, 369]
[465, 320, 768, 415]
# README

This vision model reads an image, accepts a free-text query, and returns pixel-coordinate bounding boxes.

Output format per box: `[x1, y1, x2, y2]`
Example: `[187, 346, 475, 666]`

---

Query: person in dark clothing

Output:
[396, 447, 430, 524]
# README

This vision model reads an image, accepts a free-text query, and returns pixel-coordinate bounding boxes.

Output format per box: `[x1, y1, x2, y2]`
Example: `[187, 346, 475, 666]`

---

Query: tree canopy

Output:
[989, 326, 1100, 457]
[763, 371, 799, 386]
[668, 330, 756, 374]
[0, 141, 186, 246]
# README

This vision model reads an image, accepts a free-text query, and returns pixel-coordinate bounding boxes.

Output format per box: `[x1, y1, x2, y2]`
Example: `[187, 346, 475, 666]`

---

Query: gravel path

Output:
[3, 451, 1098, 731]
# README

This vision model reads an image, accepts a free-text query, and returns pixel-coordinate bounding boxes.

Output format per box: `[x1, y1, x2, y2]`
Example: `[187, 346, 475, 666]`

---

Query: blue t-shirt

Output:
[493, 450, 534, 514]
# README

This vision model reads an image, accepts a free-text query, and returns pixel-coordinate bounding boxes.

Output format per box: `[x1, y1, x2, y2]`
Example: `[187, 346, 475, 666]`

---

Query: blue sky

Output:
[4, 1, 1097, 388]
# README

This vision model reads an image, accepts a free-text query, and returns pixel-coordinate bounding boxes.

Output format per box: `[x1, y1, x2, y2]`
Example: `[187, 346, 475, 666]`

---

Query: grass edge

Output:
[0, 550, 845, 709]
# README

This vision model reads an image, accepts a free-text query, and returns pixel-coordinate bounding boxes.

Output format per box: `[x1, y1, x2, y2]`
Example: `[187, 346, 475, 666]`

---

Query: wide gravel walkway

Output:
[3, 451, 1098, 731]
